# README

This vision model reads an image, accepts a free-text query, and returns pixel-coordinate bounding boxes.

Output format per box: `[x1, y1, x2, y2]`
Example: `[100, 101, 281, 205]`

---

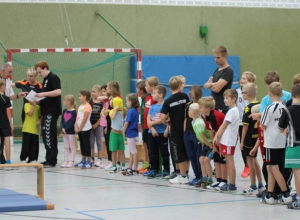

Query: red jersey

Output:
[143, 94, 156, 130]
[257, 121, 265, 159]
[205, 109, 225, 133]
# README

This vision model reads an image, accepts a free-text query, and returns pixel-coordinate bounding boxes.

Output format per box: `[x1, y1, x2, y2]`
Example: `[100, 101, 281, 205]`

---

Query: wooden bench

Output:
[0, 163, 44, 200]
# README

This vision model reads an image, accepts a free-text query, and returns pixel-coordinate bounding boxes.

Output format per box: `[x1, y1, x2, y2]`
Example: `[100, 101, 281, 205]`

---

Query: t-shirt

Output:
[242, 101, 260, 148]
[0, 94, 11, 129]
[261, 101, 286, 149]
[278, 104, 300, 147]
[192, 117, 212, 144]
[61, 109, 76, 134]
[211, 66, 234, 113]
[260, 90, 291, 113]
[90, 101, 103, 125]
[125, 108, 139, 138]
[220, 106, 239, 146]
[39, 72, 62, 116]
[109, 97, 124, 131]
[161, 92, 189, 139]
[185, 101, 195, 134]
[22, 103, 41, 135]
[140, 95, 146, 128]
[100, 100, 109, 127]
[143, 94, 156, 130]
[1, 78, 14, 97]
[15, 79, 43, 110]
[76, 103, 92, 131]
[257, 121, 264, 149]
[236, 87, 249, 125]
[205, 109, 225, 133]
[148, 103, 167, 134]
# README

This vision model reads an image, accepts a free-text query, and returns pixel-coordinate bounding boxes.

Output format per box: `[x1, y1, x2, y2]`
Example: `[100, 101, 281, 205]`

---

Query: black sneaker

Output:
[256, 189, 267, 198]
[147, 170, 157, 179]
[42, 161, 56, 168]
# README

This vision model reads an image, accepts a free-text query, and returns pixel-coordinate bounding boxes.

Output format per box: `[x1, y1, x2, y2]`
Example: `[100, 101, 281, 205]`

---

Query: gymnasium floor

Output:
[0, 142, 298, 220]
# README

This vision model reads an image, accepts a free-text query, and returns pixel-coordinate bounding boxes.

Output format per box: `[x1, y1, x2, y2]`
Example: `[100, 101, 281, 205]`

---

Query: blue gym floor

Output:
[0, 142, 298, 220]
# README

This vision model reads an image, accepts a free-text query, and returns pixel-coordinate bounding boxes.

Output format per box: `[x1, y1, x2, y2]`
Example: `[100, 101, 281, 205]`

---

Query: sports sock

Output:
[98, 157, 102, 160]
[113, 164, 117, 167]
[175, 169, 180, 173]
[250, 184, 257, 189]
[202, 176, 208, 181]
[87, 157, 91, 163]
[181, 174, 187, 178]
[282, 190, 290, 197]
[122, 163, 125, 167]
[6, 159, 11, 164]
[297, 196, 300, 202]
[222, 179, 228, 183]
[258, 182, 264, 188]
[217, 178, 222, 182]
[91, 157, 94, 161]
[208, 178, 213, 182]
[82, 157, 86, 163]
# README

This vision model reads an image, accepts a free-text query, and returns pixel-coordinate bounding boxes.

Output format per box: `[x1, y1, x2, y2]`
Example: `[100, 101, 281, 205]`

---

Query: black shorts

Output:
[243, 147, 257, 158]
[213, 151, 226, 164]
[142, 129, 148, 144]
[264, 148, 285, 165]
[170, 135, 189, 163]
[0, 128, 11, 137]
[201, 145, 212, 157]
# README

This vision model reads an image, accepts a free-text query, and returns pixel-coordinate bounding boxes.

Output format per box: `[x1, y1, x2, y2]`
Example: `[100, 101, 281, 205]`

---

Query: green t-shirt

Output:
[192, 117, 212, 144]
[22, 103, 41, 135]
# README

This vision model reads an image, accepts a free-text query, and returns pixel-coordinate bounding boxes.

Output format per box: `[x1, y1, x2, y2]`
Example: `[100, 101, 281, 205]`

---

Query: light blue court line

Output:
[80, 198, 258, 213]
[77, 211, 106, 220]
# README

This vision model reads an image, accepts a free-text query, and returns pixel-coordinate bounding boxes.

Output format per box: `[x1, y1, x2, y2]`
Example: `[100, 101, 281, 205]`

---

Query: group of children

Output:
[1, 67, 299, 211]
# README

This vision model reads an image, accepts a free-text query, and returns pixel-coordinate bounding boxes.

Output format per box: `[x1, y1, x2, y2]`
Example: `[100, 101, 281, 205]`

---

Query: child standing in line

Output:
[136, 81, 148, 170]
[213, 89, 239, 192]
[122, 93, 140, 176]
[200, 97, 226, 190]
[147, 85, 170, 179]
[21, 100, 41, 164]
[279, 84, 300, 210]
[260, 82, 292, 205]
[139, 77, 159, 174]
[184, 85, 203, 186]
[105, 81, 126, 173]
[60, 94, 77, 168]
[237, 71, 256, 178]
[0, 79, 14, 168]
[239, 83, 264, 195]
[188, 103, 213, 188]
[74, 90, 93, 169]
[90, 85, 104, 167]
[99, 85, 112, 169]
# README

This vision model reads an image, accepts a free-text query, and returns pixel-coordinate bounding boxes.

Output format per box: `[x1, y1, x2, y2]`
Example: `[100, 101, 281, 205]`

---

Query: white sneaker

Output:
[21, 161, 26, 164]
[30, 160, 37, 163]
[215, 182, 226, 191]
[207, 181, 220, 190]
[109, 166, 117, 173]
[169, 175, 189, 184]
[105, 165, 113, 171]
[260, 195, 275, 205]
[277, 195, 293, 205]
[104, 162, 112, 169]
[95, 159, 103, 167]
[258, 186, 266, 193]
[241, 187, 258, 195]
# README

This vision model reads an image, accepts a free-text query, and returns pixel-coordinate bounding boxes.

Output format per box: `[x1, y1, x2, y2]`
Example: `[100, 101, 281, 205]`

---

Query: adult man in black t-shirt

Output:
[161, 76, 190, 184]
[204, 46, 234, 114]
[35, 61, 62, 167]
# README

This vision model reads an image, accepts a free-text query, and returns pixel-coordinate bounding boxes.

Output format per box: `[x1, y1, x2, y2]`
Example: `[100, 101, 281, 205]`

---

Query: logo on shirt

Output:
[169, 99, 187, 107]
[44, 80, 48, 88]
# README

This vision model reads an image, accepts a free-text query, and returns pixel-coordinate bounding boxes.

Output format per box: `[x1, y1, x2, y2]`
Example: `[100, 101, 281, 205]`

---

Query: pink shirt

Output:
[100, 100, 109, 127]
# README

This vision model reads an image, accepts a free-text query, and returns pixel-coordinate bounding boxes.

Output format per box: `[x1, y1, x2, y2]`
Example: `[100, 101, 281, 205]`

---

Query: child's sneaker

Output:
[61, 161, 68, 168]
[277, 195, 293, 205]
[66, 161, 74, 168]
[126, 169, 138, 176]
[74, 161, 84, 168]
[241, 187, 258, 195]
[220, 183, 237, 193]
[155, 172, 162, 177]
[122, 168, 131, 175]
[207, 181, 220, 190]
[287, 201, 300, 210]
[103, 161, 112, 169]
[142, 170, 150, 176]
[162, 170, 169, 178]
[187, 178, 198, 186]
[104, 165, 113, 171]
[241, 166, 250, 178]
[109, 166, 117, 173]
[195, 179, 206, 188]
[169, 175, 189, 184]
[164, 172, 177, 179]
[215, 182, 226, 191]
[147, 170, 157, 179]
[291, 193, 297, 202]
[121, 167, 126, 172]
[260, 195, 275, 205]
[5, 161, 18, 170]
[81, 162, 92, 169]
[95, 159, 102, 167]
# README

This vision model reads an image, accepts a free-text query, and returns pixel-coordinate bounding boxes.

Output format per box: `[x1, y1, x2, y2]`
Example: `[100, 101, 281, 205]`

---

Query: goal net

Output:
[6, 48, 142, 136]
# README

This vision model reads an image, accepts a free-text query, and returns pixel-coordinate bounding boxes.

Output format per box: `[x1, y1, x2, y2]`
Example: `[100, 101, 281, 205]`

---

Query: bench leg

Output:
[37, 166, 44, 200]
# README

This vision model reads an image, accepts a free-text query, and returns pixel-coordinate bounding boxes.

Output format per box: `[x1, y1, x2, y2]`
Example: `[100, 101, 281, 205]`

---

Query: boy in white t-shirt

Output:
[260, 82, 292, 205]
[213, 89, 239, 192]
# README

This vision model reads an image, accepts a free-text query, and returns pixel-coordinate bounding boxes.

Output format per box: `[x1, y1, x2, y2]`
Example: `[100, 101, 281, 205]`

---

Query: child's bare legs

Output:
[204, 157, 213, 179]
[267, 165, 288, 192]
[112, 151, 117, 165]
[247, 156, 257, 186]
[97, 150, 103, 159]
[225, 155, 236, 185]
[200, 156, 207, 177]
[4, 137, 10, 161]
[214, 162, 221, 180]
[254, 158, 263, 184]
[221, 164, 228, 180]
[293, 168, 300, 197]
[118, 150, 125, 164]
[143, 141, 149, 164]
[178, 161, 189, 175]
